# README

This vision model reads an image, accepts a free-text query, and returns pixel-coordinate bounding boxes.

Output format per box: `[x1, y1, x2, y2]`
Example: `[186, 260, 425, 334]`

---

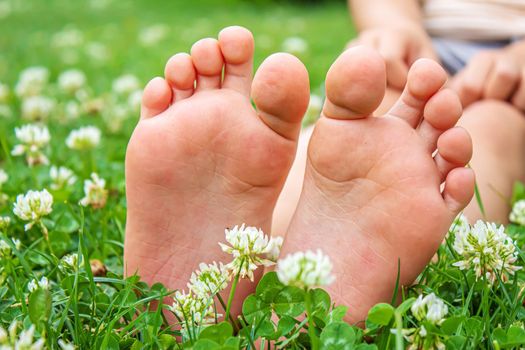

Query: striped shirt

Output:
[422, 0, 525, 41]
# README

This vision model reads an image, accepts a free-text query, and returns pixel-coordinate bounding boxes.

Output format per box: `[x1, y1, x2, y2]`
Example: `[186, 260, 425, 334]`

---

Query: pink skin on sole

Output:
[282, 46, 475, 324]
[124, 26, 310, 316]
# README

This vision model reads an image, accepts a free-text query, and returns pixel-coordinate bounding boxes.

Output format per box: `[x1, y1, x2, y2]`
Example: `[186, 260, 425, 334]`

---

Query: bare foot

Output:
[282, 47, 475, 324]
[124, 26, 309, 313]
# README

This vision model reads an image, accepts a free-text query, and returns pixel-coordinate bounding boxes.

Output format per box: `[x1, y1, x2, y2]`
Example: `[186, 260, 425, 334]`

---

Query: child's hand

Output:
[347, 25, 437, 89]
[450, 41, 525, 111]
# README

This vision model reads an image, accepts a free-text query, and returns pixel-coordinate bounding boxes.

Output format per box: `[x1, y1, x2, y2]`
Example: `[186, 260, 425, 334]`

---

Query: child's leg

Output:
[459, 100, 525, 222]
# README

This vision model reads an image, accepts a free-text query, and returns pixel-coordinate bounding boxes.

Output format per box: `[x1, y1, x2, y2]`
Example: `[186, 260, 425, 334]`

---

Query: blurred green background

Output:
[0, 0, 354, 93]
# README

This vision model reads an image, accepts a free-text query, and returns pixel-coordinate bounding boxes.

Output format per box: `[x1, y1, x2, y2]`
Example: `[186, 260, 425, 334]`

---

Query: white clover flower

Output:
[398, 328, 446, 350]
[449, 213, 469, 236]
[28, 276, 49, 293]
[0, 216, 11, 230]
[102, 104, 129, 133]
[58, 339, 76, 350]
[13, 189, 53, 232]
[128, 90, 143, 111]
[0, 240, 12, 258]
[27, 280, 37, 293]
[64, 101, 81, 120]
[12, 238, 21, 250]
[0, 1, 11, 19]
[17, 326, 45, 350]
[59, 253, 83, 273]
[276, 249, 335, 289]
[453, 220, 522, 284]
[0, 321, 44, 350]
[188, 262, 229, 298]
[411, 293, 448, 325]
[282, 36, 308, 55]
[510, 200, 525, 226]
[168, 290, 215, 325]
[50, 166, 77, 190]
[58, 69, 86, 94]
[79, 173, 108, 209]
[21, 95, 55, 121]
[0, 168, 7, 187]
[112, 74, 140, 96]
[0, 82, 9, 103]
[66, 125, 101, 150]
[265, 236, 283, 262]
[396, 293, 448, 350]
[85, 41, 109, 62]
[218, 224, 275, 281]
[81, 97, 105, 115]
[15, 66, 49, 98]
[139, 24, 169, 46]
[51, 27, 84, 48]
[89, 0, 111, 10]
[75, 89, 89, 102]
[12, 124, 50, 166]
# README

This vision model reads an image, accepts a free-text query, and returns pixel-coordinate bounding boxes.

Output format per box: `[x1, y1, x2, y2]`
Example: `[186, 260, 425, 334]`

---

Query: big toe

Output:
[252, 53, 310, 141]
[219, 26, 254, 96]
[323, 46, 386, 120]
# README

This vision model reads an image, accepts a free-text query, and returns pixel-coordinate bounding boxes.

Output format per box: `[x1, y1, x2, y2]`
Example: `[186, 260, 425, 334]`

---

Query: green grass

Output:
[1, 0, 525, 349]
[0, 0, 353, 90]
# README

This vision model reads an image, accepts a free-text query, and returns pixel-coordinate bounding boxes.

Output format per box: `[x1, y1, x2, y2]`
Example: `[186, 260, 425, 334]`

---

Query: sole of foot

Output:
[282, 46, 475, 324]
[124, 26, 310, 315]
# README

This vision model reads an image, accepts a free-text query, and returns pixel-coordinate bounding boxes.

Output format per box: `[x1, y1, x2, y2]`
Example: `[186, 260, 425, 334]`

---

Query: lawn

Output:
[2, 0, 525, 349]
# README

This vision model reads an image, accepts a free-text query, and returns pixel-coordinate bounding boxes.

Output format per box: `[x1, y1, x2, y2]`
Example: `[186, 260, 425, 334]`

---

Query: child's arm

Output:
[348, 0, 437, 89]
[451, 40, 525, 111]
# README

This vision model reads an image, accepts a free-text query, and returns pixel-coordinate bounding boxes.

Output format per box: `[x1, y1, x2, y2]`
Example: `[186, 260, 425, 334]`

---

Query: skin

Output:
[124, 26, 310, 316]
[272, 0, 525, 236]
[281, 47, 474, 324]
[349, 0, 525, 223]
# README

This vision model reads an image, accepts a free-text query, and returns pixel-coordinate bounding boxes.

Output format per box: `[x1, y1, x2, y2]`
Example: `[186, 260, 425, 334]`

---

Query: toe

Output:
[323, 46, 386, 120]
[164, 53, 196, 102]
[417, 89, 463, 152]
[434, 127, 473, 181]
[191, 38, 224, 91]
[140, 77, 172, 120]
[442, 167, 475, 214]
[252, 53, 310, 141]
[388, 58, 447, 128]
[219, 26, 254, 96]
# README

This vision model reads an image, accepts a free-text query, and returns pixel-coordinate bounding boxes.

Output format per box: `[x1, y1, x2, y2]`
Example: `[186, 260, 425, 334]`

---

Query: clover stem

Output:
[304, 288, 318, 350]
[216, 293, 239, 332]
[225, 258, 244, 324]
[39, 221, 54, 256]
[395, 311, 404, 350]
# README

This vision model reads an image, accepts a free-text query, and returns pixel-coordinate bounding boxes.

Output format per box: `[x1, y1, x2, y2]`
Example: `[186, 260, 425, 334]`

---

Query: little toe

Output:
[191, 38, 224, 91]
[164, 53, 196, 102]
[434, 127, 473, 181]
[323, 46, 386, 120]
[252, 53, 310, 141]
[388, 58, 447, 128]
[442, 167, 475, 215]
[140, 77, 172, 120]
[219, 26, 254, 96]
[418, 89, 463, 152]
